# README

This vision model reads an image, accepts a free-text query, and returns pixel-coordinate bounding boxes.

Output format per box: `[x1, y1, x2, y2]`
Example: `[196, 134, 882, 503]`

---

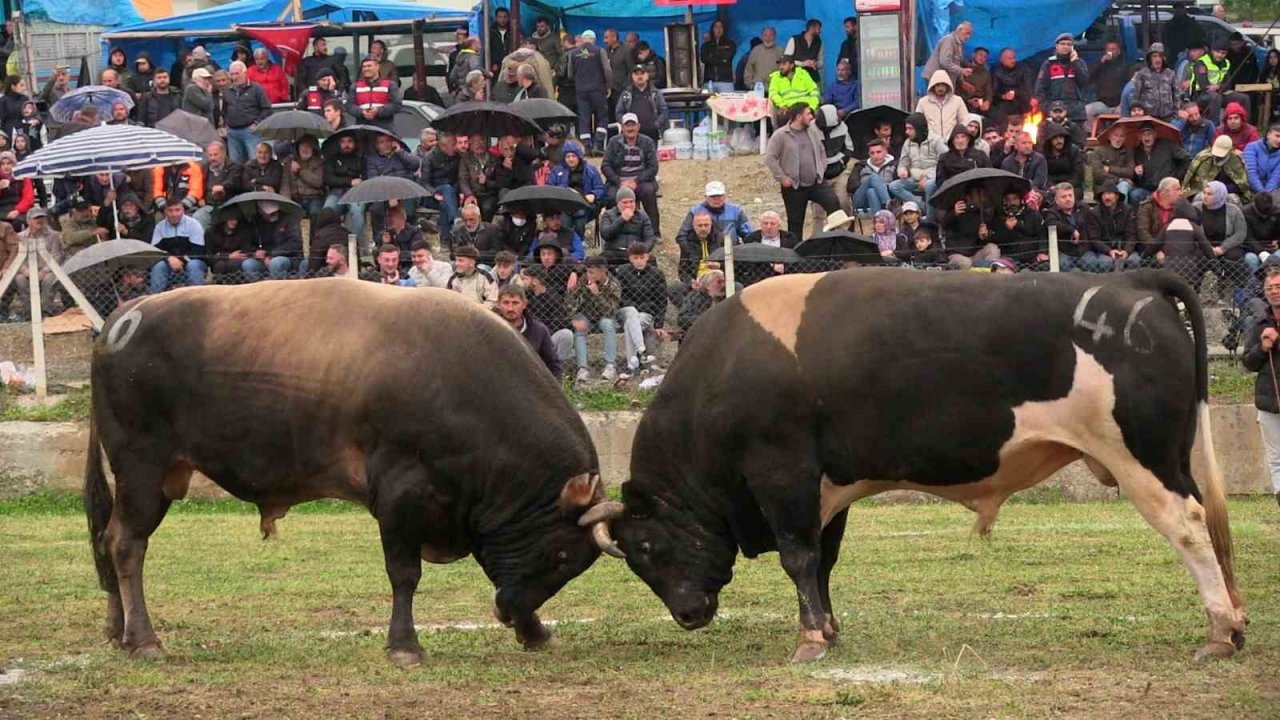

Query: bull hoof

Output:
[387, 647, 425, 668]
[1231, 629, 1246, 652]
[1193, 641, 1237, 661]
[517, 626, 555, 651]
[823, 615, 840, 645]
[128, 643, 165, 661]
[790, 640, 829, 663]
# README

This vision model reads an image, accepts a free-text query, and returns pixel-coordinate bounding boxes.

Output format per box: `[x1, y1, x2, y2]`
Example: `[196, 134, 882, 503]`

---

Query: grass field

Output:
[1, 494, 1277, 719]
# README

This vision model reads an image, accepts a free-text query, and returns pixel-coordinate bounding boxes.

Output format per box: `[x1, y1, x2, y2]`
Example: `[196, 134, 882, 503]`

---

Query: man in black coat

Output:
[615, 241, 668, 375]
[1240, 265, 1280, 506]
[139, 68, 181, 127]
[496, 284, 563, 378]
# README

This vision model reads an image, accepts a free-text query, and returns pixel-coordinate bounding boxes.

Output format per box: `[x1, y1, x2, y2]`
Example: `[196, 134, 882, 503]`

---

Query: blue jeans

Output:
[241, 256, 294, 281]
[298, 197, 325, 220]
[324, 193, 365, 239]
[852, 174, 890, 213]
[574, 315, 617, 367]
[1128, 187, 1151, 205]
[426, 183, 459, 242]
[1077, 251, 1142, 273]
[1244, 252, 1262, 275]
[888, 177, 937, 217]
[149, 258, 207, 293]
[226, 127, 262, 164]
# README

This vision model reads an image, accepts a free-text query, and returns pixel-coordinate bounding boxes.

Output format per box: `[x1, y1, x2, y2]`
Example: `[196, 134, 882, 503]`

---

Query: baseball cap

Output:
[191, 68, 212, 80]
[705, 181, 726, 196]
[632, 64, 648, 73]
[1212, 134, 1233, 158]
[901, 201, 921, 213]
[778, 54, 795, 64]
[27, 207, 47, 220]
[1049, 100, 1067, 112]
[620, 112, 639, 125]
[581, 29, 597, 41]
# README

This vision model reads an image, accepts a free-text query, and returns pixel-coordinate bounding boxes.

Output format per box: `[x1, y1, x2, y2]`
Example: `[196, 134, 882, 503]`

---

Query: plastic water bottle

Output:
[752, 81, 764, 97]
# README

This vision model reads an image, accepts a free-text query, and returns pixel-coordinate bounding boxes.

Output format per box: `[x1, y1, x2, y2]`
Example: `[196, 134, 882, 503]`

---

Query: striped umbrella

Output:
[49, 85, 134, 124]
[13, 124, 204, 180]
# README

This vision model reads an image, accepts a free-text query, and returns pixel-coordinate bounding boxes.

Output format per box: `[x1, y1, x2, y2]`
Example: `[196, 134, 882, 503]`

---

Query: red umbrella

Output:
[1096, 116, 1182, 148]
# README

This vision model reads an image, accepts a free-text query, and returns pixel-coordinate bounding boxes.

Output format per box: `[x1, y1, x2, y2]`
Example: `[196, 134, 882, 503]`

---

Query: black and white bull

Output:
[84, 280, 620, 666]
[593, 269, 1246, 662]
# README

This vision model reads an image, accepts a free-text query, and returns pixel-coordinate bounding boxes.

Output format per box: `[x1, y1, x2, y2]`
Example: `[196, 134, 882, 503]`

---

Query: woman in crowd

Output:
[1194, 180, 1256, 291]
[0, 151, 32, 229]
[871, 209, 905, 264]
[0, 75, 29, 135]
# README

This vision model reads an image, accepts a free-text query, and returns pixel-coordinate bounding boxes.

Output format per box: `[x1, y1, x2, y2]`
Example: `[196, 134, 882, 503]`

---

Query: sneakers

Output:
[575, 367, 590, 384]
[601, 364, 617, 382]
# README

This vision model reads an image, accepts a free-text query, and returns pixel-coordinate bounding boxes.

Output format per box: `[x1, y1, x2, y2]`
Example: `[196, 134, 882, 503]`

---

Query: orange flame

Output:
[1022, 109, 1045, 144]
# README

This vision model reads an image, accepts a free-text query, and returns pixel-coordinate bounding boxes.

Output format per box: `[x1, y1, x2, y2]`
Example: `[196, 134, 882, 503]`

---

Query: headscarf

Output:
[873, 209, 898, 253]
[1205, 180, 1228, 211]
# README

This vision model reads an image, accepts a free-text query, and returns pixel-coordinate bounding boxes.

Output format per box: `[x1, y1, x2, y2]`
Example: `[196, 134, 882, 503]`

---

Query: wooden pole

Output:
[347, 233, 359, 280]
[1047, 224, 1060, 273]
[411, 19, 428, 100]
[722, 233, 735, 298]
[0, 241, 25, 299]
[510, 0, 522, 48]
[24, 239, 47, 402]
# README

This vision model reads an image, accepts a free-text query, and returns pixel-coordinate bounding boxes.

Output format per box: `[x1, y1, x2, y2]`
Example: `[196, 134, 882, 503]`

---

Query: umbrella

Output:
[929, 168, 1032, 211]
[211, 191, 303, 225]
[14, 124, 203, 179]
[511, 98, 577, 130]
[845, 105, 909, 147]
[256, 110, 335, 142]
[155, 110, 220, 148]
[498, 185, 592, 217]
[322, 124, 405, 157]
[709, 244, 801, 263]
[50, 85, 134, 124]
[60, 239, 164, 277]
[795, 230, 884, 266]
[431, 101, 542, 137]
[339, 176, 433, 205]
[1096, 116, 1182, 148]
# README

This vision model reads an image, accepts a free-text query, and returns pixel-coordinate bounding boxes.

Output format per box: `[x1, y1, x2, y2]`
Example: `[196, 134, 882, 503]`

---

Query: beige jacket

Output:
[743, 43, 784, 91]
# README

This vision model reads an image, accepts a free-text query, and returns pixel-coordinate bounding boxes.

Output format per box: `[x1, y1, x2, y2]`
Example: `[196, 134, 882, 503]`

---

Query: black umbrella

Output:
[155, 110, 220, 148]
[339, 176, 433, 205]
[845, 105, 909, 147]
[795, 230, 884, 266]
[256, 110, 335, 142]
[212, 191, 303, 225]
[709, 244, 801, 263]
[511, 98, 577, 130]
[929, 168, 1032, 211]
[432, 101, 542, 137]
[498, 185, 592, 216]
[322, 124, 405, 157]
[60, 239, 164, 277]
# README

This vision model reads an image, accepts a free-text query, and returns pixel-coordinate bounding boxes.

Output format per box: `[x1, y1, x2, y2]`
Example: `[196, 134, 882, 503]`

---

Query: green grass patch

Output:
[563, 383, 654, 411]
[1210, 358, 1254, 405]
[2, 499, 1276, 718]
[0, 388, 91, 422]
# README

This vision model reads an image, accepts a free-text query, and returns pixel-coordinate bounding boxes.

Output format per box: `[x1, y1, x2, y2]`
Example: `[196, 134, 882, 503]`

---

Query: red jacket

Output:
[1217, 102, 1260, 152]
[247, 62, 289, 104]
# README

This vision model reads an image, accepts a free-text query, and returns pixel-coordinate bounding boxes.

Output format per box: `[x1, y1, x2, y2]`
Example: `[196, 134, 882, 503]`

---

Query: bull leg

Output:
[374, 509, 426, 668]
[1106, 456, 1245, 659]
[818, 509, 848, 644]
[105, 460, 173, 659]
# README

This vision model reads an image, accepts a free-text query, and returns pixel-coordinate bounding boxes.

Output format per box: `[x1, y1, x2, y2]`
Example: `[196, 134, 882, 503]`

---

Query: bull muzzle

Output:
[579, 500, 625, 558]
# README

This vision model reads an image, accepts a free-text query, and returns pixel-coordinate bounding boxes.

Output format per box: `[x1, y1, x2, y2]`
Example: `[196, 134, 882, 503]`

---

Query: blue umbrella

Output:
[49, 85, 135, 124]
[13, 124, 203, 179]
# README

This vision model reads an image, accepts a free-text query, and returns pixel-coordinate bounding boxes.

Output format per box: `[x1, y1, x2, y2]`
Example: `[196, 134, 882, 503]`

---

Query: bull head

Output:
[560, 473, 625, 559]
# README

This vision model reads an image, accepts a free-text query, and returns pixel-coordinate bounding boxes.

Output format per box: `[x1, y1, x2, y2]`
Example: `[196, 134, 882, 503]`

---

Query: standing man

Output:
[744, 27, 783, 92]
[531, 16, 562, 71]
[247, 48, 289, 104]
[992, 48, 1032, 126]
[784, 19, 824, 85]
[765, 103, 842, 238]
[297, 37, 347, 93]
[569, 30, 612, 155]
[139, 68, 181, 128]
[297, 68, 344, 114]
[348, 55, 402, 131]
[1242, 266, 1280, 507]
[615, 67, 668, 141]
[602, 115, 661, 233]
[923, 21, 973, 89]
[223, 61, 272, 164]
[1035, 33, 1090, 125]
[489, 6, 515, 76]
[1086, 39, 1132, 125]
[959, 47, 992, 117]
[604, 29, 633, 118]
[837, 17, 860, 77]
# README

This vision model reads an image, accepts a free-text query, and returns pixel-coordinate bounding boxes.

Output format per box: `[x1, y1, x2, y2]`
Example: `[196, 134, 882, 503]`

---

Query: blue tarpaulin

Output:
[100, 0, 470, 82]
[23, 0, 144, 27]
[918, 0, 1113, 64]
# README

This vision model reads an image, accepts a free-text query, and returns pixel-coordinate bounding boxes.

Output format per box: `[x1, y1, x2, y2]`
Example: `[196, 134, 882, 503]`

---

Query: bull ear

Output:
[559, 473, 602, 511]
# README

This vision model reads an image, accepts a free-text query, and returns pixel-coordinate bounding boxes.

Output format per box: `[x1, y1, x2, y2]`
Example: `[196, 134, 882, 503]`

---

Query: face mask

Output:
[512, 216, 527, 227]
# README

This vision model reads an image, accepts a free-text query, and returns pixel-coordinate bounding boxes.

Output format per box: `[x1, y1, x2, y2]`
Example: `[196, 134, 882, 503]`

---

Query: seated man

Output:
[1039, 182, 1093, 271]
[677, 210, 724, 285]
[366, 134, 422, 238]
[614, 241, 668, 376]
[153, 159, 206, 224]
[942, 187, 1001, 269]
[677, 269, 727, 335]
[599, 186, 656, 263]
[602, 115, 661, 234]
[58, 195, 107, 259]
[190, 141, 238, 229]
[149, 199, 207, 293]
[1085, 181, 1142, 270]
[244, 200, 303, 280]
[361, 243, 410, 285]
[423, 132, 462, 239]
[675, 181, 753, 247]
[96, 193, 153, 242]
[1184, 134, 1251, 202]
[566, 255, 621, 384]
[992, 190, 1044, 264]
[742, 210, 798, 247]
[446, 244, 498, 307]
[323, 133, 367, 241]
[407, 239, 454, 288]
[1132, 125, 1190, 204]
[520, 264, 574, 367]
[999, 131, 1048, 191]
[314, 243, 353, 278]
[11, 208, 62, 318]
[491, 250, 522, 290]
[1244, 123, 1280, 195]
[849, 139, 896, 213]
[495, 283, 562, 378]
[382, 205, 424, 264]
[1091, 124, 1137, 199]
[449, 203, 504, 263]
[532, 211, 585, 262]
[823, 59, 860, 121]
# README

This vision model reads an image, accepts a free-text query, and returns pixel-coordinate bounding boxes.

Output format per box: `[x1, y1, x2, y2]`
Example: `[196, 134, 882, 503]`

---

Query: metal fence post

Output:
[1047, 224, 1060, 273]
[347, 234, 359, 280]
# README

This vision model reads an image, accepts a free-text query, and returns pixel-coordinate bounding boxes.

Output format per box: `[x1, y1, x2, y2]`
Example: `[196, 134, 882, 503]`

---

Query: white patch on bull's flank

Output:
[104, 308, 143, 352]
[1123, 296, 1156, 353]
[738, 273, 824, 356]
[819, 345, 1121, 528]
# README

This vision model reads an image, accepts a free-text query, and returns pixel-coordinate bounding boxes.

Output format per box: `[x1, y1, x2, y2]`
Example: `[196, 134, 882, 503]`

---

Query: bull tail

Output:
[84, 413, 118, 595]
[1138, 271, 1238, 608]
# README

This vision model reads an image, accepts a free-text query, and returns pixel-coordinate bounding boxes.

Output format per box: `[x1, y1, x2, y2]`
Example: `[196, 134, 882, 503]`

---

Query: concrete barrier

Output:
[0, 406, 1271, 500]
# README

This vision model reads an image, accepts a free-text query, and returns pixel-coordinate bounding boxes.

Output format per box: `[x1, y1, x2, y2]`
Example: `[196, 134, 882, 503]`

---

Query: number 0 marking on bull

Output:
[106, 309, 142, 352]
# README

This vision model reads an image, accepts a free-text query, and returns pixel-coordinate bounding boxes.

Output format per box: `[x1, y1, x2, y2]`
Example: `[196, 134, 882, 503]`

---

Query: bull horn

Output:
[592, 521, 625, 559]
[578, 500, 624, 527]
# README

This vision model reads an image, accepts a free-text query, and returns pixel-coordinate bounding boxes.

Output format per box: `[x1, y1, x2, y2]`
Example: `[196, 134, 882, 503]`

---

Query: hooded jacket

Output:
[898, 113, 947, 183]
[615, 262, 667, 326]
[308, 208, 349, 267]
[1243, 192, 1280, 254]
[1084, 188, 1138, 254]
[126, 52, 156, 98]
[1217, 103, 1259, 152]
[1194, 187, 1248, 251]
[934, 127, 990, 187]
[1041, 123, 1084, 190]
[914, 70, 970, 140]
[992, 59, 1033, 116]
[1132, 51, 1179, 120]
[548, 141, 606, 200]
[993, 201, 1044, 259]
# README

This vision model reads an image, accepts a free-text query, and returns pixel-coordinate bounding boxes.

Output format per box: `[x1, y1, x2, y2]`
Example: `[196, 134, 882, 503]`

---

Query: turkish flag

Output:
[238, 24, 317, 78]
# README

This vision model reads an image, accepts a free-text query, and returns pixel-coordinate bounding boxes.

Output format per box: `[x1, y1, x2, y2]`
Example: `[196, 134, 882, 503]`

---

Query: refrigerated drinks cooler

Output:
[857, 0, 909, 108]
